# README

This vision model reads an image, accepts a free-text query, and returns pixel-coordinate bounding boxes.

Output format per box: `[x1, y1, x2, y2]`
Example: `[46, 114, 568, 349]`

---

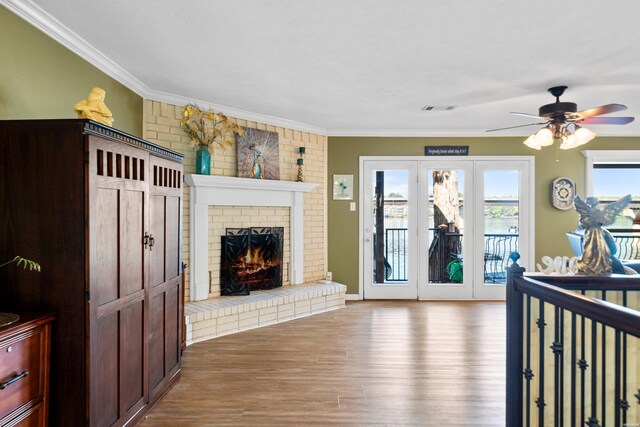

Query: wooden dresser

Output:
[0, 313, 54, 427]
[0, 120, 184, 426]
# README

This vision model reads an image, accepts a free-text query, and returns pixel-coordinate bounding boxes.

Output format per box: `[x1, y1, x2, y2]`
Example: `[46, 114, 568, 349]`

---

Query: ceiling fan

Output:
[487, 86, 635, 150]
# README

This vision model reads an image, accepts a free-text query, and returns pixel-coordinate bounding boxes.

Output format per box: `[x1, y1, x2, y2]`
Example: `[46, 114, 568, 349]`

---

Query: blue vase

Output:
[196, 146, 211, 175]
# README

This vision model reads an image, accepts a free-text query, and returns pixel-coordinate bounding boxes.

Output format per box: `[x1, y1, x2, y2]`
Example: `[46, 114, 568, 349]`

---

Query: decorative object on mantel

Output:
[0, 256, 41, 326]
[73, 87, 114, 127]
[180, 103, 244, 175]
[296, 147, 305, 182]
[236, 127, 280, 180]
[574, 194, 632, 275]
[333, 174, 353, 200]
[550, 177, 576, 210]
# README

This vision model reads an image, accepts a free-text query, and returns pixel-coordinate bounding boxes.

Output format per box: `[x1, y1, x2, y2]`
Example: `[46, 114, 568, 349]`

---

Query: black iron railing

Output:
[384, 228, 408, 281]
[506, 265, 640, 426]
[428, 227, 463, 283]
[611, 234, 640, 260]
[379, 228, 518, 283]
[484, 234, 519, 284]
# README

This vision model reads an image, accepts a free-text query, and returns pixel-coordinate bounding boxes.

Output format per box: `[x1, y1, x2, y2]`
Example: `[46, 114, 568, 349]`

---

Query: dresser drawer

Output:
[2, 402, 45, 427]
[0, 327, 47, 423]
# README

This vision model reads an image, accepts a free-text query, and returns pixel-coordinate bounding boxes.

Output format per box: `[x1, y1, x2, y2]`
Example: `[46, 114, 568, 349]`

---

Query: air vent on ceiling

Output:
[421, 105, 456, 111]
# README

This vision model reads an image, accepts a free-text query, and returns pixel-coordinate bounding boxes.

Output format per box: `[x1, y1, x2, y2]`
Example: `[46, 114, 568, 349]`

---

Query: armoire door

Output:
[88, 136, 149, 427]
[148, 155, 183, 400]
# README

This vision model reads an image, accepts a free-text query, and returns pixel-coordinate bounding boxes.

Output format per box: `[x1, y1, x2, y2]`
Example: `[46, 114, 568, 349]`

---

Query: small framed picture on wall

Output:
[333, 174, 353, 200]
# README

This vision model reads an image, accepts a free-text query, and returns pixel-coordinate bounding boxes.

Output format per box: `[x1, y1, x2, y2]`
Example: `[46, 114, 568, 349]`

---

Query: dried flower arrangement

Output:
[180, 103, 244, 154]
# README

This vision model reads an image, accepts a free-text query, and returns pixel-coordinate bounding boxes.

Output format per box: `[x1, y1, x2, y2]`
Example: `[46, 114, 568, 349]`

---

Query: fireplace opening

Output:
[221, 227, 284, 295]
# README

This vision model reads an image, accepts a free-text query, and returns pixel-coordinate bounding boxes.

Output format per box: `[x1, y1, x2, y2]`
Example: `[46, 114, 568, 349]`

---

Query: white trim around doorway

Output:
[358, 155, 535, 300]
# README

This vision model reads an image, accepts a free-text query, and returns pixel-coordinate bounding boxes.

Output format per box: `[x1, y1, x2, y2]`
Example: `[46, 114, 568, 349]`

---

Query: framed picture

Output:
[333, 174, 353, 200]
[236, 127, 280, 180]
[550, 176, 576, 210]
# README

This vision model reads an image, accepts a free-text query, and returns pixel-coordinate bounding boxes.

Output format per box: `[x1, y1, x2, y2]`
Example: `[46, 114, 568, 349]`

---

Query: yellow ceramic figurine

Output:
[74, 87, 114, 127]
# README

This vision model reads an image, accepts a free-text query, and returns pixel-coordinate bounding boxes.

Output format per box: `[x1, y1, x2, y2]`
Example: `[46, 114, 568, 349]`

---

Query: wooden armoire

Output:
[0, 120, 184, 426]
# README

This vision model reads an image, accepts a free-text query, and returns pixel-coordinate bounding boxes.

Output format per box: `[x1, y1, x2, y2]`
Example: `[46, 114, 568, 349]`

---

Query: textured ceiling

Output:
[17, 0, 640, 135]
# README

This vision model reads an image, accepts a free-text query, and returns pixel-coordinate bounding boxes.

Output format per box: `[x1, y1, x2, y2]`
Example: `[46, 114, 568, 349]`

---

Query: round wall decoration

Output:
[550, 177, 576, 210]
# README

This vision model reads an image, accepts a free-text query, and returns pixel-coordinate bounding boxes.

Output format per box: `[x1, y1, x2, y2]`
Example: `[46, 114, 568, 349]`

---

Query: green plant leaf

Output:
[0, 256, 41, 272]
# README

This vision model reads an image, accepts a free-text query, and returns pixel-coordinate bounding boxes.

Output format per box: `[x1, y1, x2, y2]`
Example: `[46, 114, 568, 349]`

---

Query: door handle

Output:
[144, 232, 155, 250]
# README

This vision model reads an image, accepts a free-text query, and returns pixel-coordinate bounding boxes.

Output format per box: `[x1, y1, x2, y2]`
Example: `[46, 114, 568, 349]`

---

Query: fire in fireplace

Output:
[221, 227, 284, 295]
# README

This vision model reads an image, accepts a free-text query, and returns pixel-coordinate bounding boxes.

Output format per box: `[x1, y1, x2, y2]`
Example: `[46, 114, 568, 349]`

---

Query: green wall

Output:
[0, 7, 142, 136]
[328, 136, 640, 294]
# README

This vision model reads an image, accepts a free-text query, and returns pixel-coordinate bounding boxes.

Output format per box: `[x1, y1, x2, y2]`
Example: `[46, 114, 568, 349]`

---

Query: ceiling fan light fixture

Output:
[534, 126, 554, 147]
[495, 86, 634, 151]
[523, 135, 542, 150]
[574, 126, 596, 146]
[559, 133, 578, 150]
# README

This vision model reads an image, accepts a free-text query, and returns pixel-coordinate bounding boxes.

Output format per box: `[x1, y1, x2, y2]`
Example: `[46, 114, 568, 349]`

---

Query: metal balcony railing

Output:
[611, 234, 640, 260]
[506, 264, 640, 426]
[377, 228, 519, 283]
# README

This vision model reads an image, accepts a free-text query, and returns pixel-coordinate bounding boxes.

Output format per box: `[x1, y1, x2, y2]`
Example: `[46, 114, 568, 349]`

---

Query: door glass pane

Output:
[371, 170, 408, 284]
[427, 169, 464, 285]
[483, 170, 519, 285]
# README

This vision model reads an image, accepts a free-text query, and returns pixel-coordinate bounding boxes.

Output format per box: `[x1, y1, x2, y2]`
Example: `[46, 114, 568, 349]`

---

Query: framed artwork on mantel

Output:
[236, 127, 280, 180]
[333, 174, 353, 200]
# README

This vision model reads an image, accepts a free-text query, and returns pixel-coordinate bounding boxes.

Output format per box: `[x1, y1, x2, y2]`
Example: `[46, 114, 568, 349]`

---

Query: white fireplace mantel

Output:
[184, 175, 319, 301]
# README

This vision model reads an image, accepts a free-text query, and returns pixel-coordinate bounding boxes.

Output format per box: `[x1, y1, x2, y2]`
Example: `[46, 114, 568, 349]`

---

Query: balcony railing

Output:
[379, 228, 518, 283]
[379, 230, 639, 283]
[611, 233, 640, 260]
[506, 264, 640, 426]
[384, 228, 408, 281]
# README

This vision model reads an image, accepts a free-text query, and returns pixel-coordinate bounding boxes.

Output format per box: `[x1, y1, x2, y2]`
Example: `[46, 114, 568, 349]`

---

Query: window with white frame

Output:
[583, 151, 640, 259]
[584, 151, 640, 227]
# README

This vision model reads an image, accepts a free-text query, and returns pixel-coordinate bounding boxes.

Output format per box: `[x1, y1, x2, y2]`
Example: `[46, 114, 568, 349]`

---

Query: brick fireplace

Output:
[184, 175, 318, 301]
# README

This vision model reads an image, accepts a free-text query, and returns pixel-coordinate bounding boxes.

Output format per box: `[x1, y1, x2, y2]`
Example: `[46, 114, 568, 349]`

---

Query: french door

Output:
[361, 157, 533, 300]
[362, 161, 418, 299]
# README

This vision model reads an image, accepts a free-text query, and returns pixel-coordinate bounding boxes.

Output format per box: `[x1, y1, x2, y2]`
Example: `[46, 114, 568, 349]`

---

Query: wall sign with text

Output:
[424, 146, 469, 156]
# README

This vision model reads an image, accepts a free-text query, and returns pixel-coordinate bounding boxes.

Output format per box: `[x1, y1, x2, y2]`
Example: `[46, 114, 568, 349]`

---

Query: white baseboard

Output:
[345, 294, 362, 301]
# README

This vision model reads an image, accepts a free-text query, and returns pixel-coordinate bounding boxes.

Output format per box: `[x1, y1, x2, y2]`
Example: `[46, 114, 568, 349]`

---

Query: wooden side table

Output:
[0, 313, 54, 427]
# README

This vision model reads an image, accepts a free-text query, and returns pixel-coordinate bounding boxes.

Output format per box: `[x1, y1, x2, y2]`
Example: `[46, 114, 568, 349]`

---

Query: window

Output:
[584, 150, 640, 229]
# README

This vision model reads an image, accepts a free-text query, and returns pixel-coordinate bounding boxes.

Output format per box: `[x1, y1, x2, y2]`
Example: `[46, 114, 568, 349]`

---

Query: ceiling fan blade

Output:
[510, 112, 549, 120]
[577, 116, 635, 125]
[571, 103, 627, 119]
[486, 122, 549, 132]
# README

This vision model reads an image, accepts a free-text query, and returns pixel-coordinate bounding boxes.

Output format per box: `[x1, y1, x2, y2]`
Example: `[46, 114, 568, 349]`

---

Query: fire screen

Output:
[220, 227, 284, 295]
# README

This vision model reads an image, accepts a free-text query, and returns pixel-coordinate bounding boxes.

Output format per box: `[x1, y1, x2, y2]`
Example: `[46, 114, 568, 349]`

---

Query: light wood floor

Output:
[140, 301, 506, 426]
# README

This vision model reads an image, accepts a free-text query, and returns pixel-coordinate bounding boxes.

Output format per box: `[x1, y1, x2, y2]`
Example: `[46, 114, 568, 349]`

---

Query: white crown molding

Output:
[3, 0, 328, 135]
[327, 129, 501, 137]
[327, 129, 640, 137]
[144, 88, 328, 135]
